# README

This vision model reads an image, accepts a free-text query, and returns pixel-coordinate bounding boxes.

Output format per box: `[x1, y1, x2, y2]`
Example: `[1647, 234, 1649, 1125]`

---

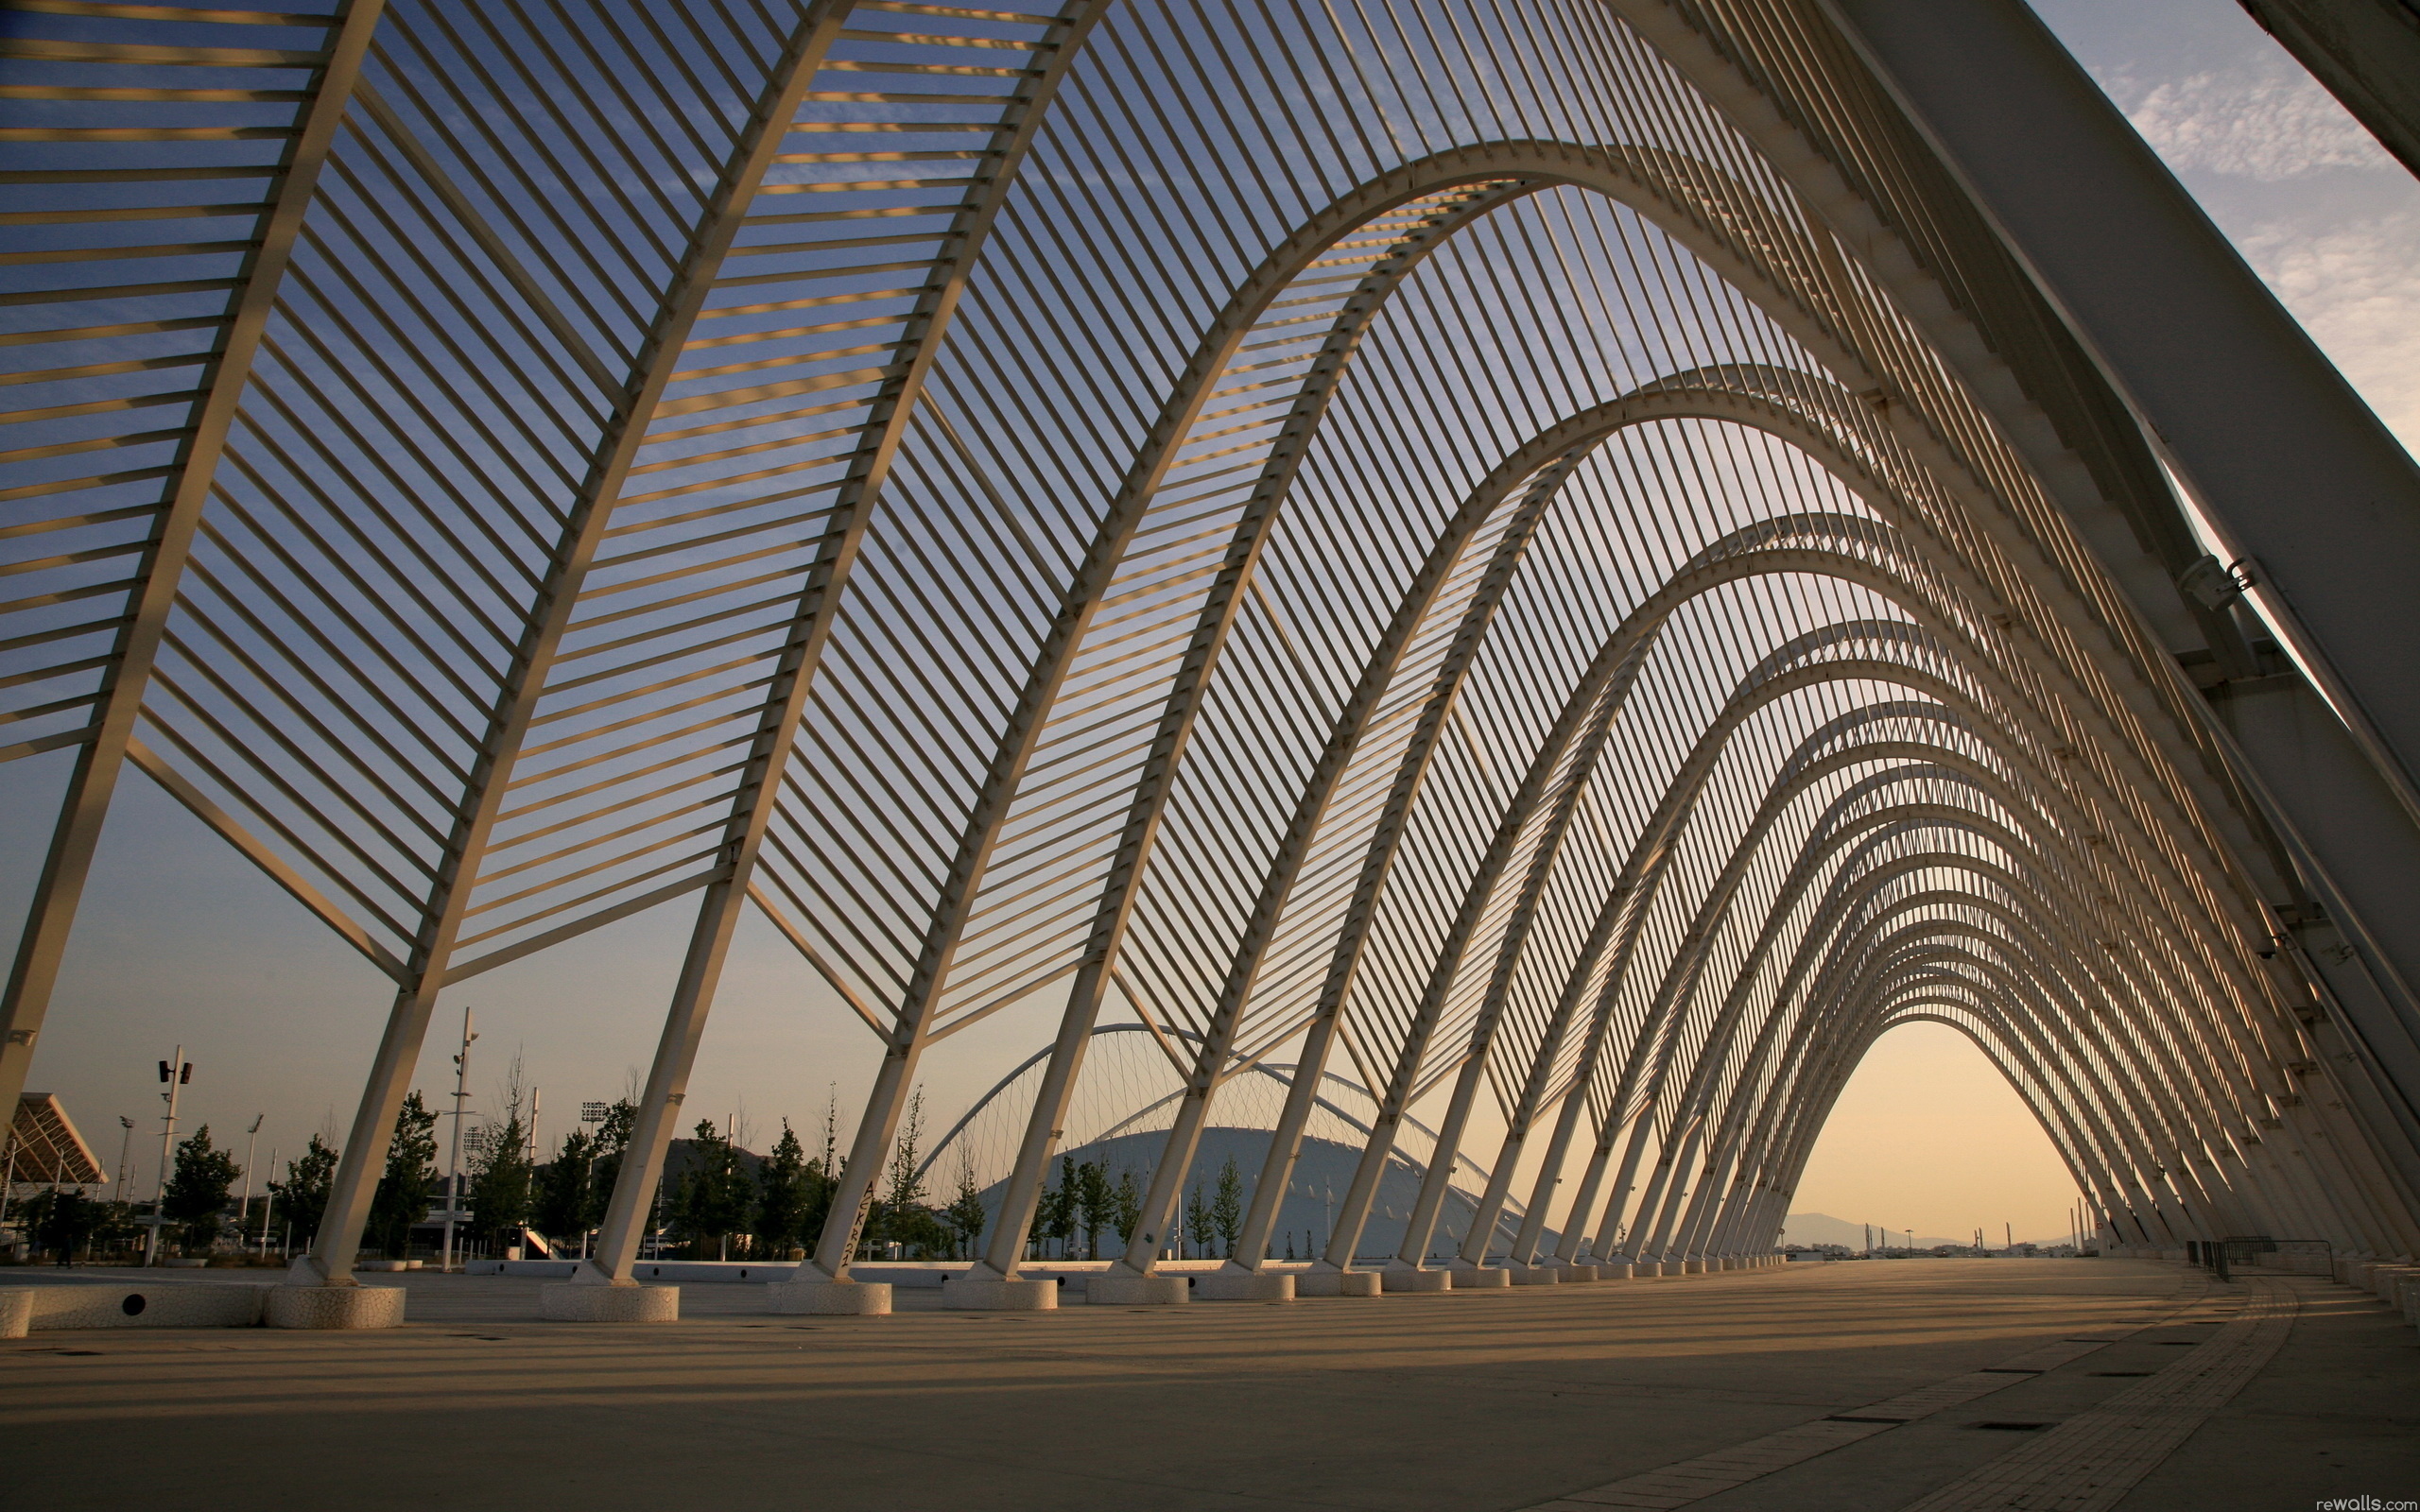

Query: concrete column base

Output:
[1085, 1272, 1188, 1305]
[1293, 1268, 1381, 1297]
[1506, 1265, 1560, 1285]
[1381, 1266, 1451, 1293]
[1451, 1265, 1512, 1288]
[769, 1279, 891, 1315]
[1192, 1271, 1294, 1301]
[1681, 1260, 1707, 1274]
[1556, 1264, 1599, 1282]
[1640, 1261, 1669, 1276]
[1597, 1262, 1634, 1279]
[941, 1276, 1058, 1310]
[266, 1284, 406, 1330]
[0, 1291, 29, 1338]
[540, 1282, 679, 1322]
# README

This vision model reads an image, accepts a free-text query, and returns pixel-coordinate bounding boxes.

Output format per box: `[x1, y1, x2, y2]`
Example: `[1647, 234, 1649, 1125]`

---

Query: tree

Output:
[564, 1096, 645, 1249]
[1027, 1169, 1055, 1260]
[1069, 1160, 1113, 1260]
[530, 1126, 596, 1247]
[467, 1112, 534, 1250]
[675, 1120, 754, 1259]
[1046, 1157, 1079, 1260]
[1210, 1156, 1244, 1260]
[163, 1125, 242, 1253]
[586, 1097, 636, 1207]
[369, 1091, 438, 1259]
[269, 1135, 337, 1246]
[943, 1159, 988, 1260]
[754, 1121, 809, 1259]
[869, 1090, 929, 1254]
[1186, 1184, 1214, 1261]
[797, 1090, 841, 1255]
[25, 1190, 102, 1263]
[1111, 1168, 1143, 1251]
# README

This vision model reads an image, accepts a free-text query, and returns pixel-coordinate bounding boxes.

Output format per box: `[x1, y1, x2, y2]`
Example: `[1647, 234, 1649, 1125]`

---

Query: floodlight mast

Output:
[577, 1101, 609, 1261]
[146, 1045, 187, 1267]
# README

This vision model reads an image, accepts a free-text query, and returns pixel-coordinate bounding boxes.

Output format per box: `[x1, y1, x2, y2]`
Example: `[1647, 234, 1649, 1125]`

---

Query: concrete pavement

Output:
[4, 1258, 2411, 1509]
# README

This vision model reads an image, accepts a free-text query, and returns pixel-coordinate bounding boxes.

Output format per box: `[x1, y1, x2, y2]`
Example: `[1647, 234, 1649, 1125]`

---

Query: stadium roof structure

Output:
[4, 0, 2419, 1315]
[7, 1094, 108, 1189]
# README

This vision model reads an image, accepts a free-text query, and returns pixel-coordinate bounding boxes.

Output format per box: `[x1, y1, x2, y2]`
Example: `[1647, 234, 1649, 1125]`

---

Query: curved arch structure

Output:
[6, 0, 2419, 1316]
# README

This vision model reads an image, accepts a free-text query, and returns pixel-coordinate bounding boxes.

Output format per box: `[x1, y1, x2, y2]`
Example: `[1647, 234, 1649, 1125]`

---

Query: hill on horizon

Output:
[968, 1125, 1554, 1262]
[1781, 1211, 2071, 1249]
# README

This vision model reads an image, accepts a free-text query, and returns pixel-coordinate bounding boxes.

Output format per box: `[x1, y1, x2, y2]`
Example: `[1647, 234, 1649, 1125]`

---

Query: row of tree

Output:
[15, 1083, 1270, 1266]
[14, 1122, 253, 1260]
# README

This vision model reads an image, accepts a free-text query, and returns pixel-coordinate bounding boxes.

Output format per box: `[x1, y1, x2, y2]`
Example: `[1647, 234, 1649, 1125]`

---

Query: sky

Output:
[1787, 1022, 2083, 1247]
[9, 0, 2415, 1244]
[2031, 0, 2420, 456]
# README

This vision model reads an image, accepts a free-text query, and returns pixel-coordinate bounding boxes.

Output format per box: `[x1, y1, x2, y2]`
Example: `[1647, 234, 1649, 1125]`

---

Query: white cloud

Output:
[2238, 210, 2420, 453]
[2128, 64, 2395, 180]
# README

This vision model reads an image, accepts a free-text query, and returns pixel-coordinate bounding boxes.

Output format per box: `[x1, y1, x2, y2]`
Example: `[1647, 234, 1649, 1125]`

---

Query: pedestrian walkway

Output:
[4, 1260, 2410, 1510]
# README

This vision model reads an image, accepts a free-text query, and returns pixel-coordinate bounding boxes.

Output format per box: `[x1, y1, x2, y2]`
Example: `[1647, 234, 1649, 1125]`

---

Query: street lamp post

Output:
[258, 1144, 277, 1256]
[237, 1113, 264, 1242]
[440, 1006, 477, 1272]
[146, 1047, 189, 1266]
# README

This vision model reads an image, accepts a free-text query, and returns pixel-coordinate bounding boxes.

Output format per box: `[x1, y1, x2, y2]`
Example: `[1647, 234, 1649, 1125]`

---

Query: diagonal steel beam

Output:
[0, 0, 389, 1124]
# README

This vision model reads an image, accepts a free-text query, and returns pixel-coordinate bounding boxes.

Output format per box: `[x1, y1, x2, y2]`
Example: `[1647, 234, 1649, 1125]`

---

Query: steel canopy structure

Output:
[6, 0, 2419, 1319]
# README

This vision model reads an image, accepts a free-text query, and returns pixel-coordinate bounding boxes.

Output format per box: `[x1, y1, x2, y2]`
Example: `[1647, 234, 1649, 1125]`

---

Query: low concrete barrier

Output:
[2, 1281, 268, 1332]
[1293, 1268, 1381, 1296]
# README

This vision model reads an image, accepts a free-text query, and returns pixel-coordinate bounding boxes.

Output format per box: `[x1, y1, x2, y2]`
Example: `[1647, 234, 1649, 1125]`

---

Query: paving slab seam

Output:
[1516, 1273, 2218, 1512]
[1890, 1275, 2297, 1512]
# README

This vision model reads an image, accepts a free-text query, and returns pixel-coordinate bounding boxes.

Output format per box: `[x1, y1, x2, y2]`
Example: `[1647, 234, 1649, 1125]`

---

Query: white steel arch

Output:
[5, 0, 2418, 1322]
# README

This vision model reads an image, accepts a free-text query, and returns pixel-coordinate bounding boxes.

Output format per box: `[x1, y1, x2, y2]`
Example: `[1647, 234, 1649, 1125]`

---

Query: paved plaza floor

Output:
[6, 1258, 2413, 1509]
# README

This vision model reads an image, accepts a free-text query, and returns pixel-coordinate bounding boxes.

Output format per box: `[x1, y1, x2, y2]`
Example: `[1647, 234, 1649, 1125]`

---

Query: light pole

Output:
[258, 1144, 278, 1256]
[114, 1115, 133, 1193]
[440, 1006, 477, 1272]
[146, 1047, 189, 1266]
[237, 1113, 265, 1241]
